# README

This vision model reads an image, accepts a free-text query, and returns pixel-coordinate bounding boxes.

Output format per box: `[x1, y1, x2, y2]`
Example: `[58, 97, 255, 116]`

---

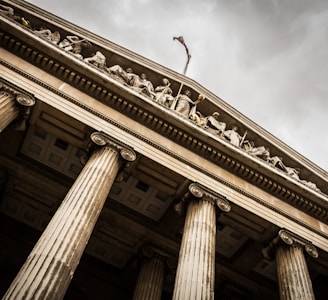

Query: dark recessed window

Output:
[54, 138, 68, 150]
[136, 180, 149, 192]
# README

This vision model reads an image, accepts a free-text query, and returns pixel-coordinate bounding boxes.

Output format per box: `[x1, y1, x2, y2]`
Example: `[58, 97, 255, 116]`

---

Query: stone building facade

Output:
[0, 1, 327, 299]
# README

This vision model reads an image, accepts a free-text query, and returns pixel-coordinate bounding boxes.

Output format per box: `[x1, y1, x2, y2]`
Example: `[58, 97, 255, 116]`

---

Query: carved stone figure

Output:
[245, 141, 271, 160]
[21, 17, 30, 28]
[284, 167, 320, 191]
[59, 35, 91, 58]
[84, 51, 107, 69]
[34, 28, 61, 44]
[0, 4, 15, 17]
[267, 155, 287, 171]
[202, 112, 226, 136]
[0, 4, 31, 27]
[106, 65, 129, 83]
[189, 110, 206, 126]
[171, 89, 198, 118]
[125, 68, 137, 85]
[188, 94, 206, 125]
[154, 78, 174, 107]
[130, 73, 154, 97]
[224, 126, 242, 147]
[301, 180, 320, 192]
[285, 166, 300, 180]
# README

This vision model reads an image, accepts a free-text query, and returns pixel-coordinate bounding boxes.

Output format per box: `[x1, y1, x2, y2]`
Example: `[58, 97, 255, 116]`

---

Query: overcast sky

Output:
[26, 0, 328, 171]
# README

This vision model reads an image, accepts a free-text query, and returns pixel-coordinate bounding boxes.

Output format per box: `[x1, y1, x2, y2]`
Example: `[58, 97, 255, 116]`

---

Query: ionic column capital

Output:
[0, 81, 36, 106]
[0, 81, 36, 132]
[174, 182, 231, 216]
[0, 81, 19, 98]
[141, 244, 169, 261]
[14, 94, 36, 131]
[262, 229, 319, 260]
[15, 93, 36, 107]
[90, 131, 137, 162]
[139, 243, 177, 271]
[189, 183, 231, 212]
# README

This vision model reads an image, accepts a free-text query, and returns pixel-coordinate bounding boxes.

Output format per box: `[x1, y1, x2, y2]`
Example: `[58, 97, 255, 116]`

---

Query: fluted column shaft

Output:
[0, 91, 19, 132]
[173, 199, 216, 300]
[133, 256, 165, 300]
[3, 145, 121, 300]
[276, 244, 316, 300]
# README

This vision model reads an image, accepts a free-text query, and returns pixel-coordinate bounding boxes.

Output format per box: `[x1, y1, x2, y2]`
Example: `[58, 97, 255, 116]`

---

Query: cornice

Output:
[0, 4, 327, 224]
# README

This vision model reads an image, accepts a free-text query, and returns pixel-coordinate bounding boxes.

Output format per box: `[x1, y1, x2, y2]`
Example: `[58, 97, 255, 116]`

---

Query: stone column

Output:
[132, 246, 166, 300]
[0, 82, 35, 132]
[3, 132, 136, 300]
[172, 183, 231, 300]
[262, 229, 318, 300]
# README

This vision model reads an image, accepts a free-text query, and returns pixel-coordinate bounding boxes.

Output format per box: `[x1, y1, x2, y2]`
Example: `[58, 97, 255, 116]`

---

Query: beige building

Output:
[0, 1, 327, 299]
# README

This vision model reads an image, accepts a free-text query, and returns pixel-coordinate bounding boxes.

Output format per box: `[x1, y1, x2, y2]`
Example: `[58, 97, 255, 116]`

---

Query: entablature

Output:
[1, 0, 327, 224]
